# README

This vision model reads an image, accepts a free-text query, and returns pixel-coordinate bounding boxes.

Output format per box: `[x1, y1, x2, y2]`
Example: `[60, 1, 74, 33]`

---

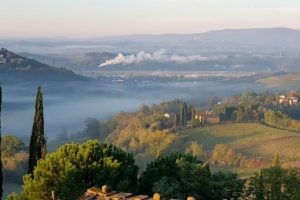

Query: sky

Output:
[0, 0, 300, 37]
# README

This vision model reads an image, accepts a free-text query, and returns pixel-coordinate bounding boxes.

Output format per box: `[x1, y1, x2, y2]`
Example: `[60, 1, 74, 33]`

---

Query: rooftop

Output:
[80, 185, 194, 200]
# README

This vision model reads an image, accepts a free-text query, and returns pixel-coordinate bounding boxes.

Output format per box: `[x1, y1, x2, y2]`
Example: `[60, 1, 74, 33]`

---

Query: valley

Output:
[1, 28, 300, 199]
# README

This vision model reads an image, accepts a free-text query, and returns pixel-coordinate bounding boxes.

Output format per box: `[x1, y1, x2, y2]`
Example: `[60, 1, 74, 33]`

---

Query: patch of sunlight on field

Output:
[257, 72, 300, 87]
[183, 123, 300, 167]
[255, 137, 300, 160]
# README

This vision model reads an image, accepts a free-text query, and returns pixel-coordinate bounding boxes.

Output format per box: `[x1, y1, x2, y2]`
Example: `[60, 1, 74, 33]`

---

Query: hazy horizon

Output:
[1, 0, 300, 37]
[0, 27, 299, 40]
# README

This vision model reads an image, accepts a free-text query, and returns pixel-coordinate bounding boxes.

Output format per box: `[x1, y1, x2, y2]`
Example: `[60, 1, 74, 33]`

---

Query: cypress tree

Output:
[28, 86, 47, 175]
[191, 106, 195, 128]
[182, 102, 187, 127]
[179, 101, 184, 127]
[0, 86, 3, 199]
[173, 113, 178, 128]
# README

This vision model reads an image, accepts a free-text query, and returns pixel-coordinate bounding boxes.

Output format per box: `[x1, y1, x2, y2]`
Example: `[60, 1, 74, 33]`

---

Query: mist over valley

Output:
[1, 28, 300, 140]
[1, 27, 300, 199]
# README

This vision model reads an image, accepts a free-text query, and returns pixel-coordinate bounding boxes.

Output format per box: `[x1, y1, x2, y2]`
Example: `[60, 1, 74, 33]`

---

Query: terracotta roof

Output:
[81, 185, 194, 200]
[81, 186, 151, 200]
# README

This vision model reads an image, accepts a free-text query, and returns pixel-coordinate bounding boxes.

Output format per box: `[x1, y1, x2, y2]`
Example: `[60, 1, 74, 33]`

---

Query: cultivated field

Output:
[257, 72, 300, 88]
[47, 123, 300, 177]
[183, 123, 300, 167]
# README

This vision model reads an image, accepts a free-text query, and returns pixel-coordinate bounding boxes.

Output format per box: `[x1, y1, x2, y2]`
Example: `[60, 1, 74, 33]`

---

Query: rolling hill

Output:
[182, 123, 300, 169]
[2, 27, 300, 54]
[0, 48, 86, 82]
[19, 51, 116, 72]
[47, 122, 300, 177]
[89, 27, 300, 54]
[7, 28, 299, 73]
[257, 72, 300, 88]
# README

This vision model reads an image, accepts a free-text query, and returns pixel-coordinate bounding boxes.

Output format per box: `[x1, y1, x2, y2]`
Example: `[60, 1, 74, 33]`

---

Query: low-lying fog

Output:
[2, 79, 264, 141]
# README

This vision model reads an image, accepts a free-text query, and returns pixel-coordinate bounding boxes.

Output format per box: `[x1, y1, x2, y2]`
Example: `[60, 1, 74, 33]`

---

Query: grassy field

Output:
[48, 124, 300, 171]
[257, 72, 300, 88]
[182, 123, 300, 168]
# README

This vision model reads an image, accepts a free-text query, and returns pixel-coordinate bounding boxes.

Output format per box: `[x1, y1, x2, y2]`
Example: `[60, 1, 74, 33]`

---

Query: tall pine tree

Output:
[28, 86, 47, 175]
[0, 86, 3, 199]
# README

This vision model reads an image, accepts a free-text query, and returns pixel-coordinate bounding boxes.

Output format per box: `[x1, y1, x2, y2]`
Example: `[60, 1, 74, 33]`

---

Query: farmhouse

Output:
[195, 111, 220, 124]
[278, 91, 298, 106]
[81, 185, 195, 200]
[206, 114, 221, 124]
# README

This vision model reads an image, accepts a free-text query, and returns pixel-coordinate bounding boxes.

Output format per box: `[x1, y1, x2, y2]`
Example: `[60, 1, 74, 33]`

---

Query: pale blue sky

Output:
[0, 0, 300, 37]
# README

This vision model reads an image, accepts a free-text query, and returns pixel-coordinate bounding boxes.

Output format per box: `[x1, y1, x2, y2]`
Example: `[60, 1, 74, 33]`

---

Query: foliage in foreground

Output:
[8, 140, 300, 200]
[9, 140, 138, 200]
[139, 154, 244, 200]
[246, 156, 300, 200]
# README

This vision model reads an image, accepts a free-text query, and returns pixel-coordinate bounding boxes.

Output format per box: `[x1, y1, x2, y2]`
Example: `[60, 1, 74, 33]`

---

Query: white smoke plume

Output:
[99, 49, 226, 67]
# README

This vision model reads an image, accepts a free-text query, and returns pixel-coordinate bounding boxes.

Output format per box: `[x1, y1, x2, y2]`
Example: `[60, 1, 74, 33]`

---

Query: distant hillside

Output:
[3, 28, 300, 73]
[194, 27, 300, 50]
[257, 72, 300, 88]
[19, 51, 116, 72]
[2, 27, 300, 55]
[0, 48, 86, 82]
[19, 50, 300, 73]
[92, 27, 300, 53]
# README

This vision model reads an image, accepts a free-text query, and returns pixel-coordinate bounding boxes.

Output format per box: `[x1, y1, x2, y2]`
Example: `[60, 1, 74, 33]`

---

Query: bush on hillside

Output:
[210, 144, 266, 168]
